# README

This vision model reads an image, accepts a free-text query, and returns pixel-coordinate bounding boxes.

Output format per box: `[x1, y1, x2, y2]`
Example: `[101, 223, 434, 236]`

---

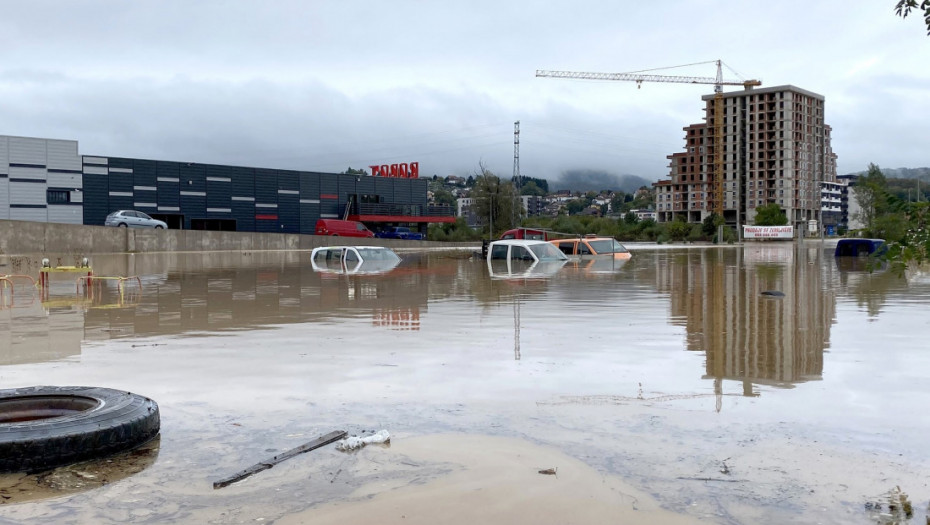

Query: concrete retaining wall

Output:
[0, 219, 478, 256]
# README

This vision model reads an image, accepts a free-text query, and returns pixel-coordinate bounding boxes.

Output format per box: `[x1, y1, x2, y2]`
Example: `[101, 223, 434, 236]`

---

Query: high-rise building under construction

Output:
[654, 85, 838, 230]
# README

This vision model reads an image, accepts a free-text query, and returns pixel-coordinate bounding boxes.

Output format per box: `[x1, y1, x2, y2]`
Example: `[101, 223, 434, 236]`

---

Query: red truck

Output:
[499, 227, 553, 241]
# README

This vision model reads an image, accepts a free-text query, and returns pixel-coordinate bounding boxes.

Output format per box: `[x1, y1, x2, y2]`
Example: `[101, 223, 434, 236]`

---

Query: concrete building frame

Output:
[654, 85, 838, 234]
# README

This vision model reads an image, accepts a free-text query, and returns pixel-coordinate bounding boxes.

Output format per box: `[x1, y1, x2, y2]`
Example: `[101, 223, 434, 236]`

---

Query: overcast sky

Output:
[2, 1, 928, 185]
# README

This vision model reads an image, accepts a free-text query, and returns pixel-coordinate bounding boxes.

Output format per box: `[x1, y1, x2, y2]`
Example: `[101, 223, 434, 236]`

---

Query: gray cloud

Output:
[2, 1, 928, 183]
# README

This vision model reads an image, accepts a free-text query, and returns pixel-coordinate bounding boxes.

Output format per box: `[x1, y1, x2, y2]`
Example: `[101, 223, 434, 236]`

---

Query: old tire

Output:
[0, 386, 160, 473]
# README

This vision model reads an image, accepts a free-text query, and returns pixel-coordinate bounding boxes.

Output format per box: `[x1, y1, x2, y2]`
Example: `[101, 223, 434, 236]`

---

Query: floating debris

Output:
[335, 430, 391, 452]
[865, 486, 914, 524]
[538, 468, 557, 476]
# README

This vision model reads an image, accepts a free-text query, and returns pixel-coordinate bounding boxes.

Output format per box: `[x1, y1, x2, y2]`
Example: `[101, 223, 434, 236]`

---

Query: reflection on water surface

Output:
[1, 243, 929, 524]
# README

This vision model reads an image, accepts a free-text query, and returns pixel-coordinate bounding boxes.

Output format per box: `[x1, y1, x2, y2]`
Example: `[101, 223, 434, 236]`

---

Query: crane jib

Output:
[534, 70, 752, 86]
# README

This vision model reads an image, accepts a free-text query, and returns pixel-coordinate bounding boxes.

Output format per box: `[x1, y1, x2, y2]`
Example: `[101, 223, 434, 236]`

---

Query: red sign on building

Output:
[369, 162, 419, 178]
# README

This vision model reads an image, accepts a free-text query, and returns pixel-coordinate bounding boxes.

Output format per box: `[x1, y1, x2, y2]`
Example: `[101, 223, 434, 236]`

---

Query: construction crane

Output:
[536, 60, 761, 217]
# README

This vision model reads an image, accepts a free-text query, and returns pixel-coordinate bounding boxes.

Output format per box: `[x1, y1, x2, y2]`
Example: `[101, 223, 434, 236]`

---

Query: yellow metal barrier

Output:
[39, 266, 93, 289]
[76, 275, 143, 302]
[0, 274, 39, 309]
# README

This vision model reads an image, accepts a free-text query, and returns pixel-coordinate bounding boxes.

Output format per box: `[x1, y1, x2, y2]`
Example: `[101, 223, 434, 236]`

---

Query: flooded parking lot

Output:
[1, 243, 929, 524]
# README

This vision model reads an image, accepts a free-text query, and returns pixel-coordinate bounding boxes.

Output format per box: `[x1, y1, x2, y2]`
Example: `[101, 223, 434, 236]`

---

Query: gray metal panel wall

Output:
[0, 136, 8, 174]
[10, 182, 45, 206]
[411, 178, 428, 207]
[319, 173, 339, 196]
[10, 207, 47, 222]
[205, 164, 233, 210]
[48, 205, 82, 224]
[46, 139, 81, 171]
[47, 171, 81, 190]
[374, 177, 395, 202]
[156, 162, 180, 209]
[254, 169, 278, 203]
[0, 135, 7, 219]
[179, 163, 206, 192]
[355, 175, 376, 196]
[299, 172, 321, 231]
[82, 155, 109, 225]
[121, 158, 151, 186]
[8, 137, 46, 165]
[299, 172, 320, 198]
[318, 173, 340, 217]
[299, 203, 320, 232]
[230, 166, 255, 231]
[277, 170, 298, 191]
[278, 193, 299, 233]
[180, 163, 207, 226]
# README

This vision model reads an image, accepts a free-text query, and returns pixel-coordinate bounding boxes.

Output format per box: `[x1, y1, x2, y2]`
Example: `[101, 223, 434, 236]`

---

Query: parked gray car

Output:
[104, 210, 167, 229]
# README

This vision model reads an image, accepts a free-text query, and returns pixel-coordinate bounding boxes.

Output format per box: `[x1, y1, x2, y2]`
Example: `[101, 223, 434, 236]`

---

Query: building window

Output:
[47, 190, 70, 204]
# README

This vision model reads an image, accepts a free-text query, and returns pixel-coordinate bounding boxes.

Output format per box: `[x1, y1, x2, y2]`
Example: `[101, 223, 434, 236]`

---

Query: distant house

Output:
[631, 209, 656, 221]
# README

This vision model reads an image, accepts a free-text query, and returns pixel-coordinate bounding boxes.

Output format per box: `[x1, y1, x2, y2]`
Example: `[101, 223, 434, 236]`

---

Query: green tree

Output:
[513, 176, 549, 193]
[471, 164, 522, 237]
[431, 187, 456, 207]
[702, 212, 724, 237]
[853, 163, 888, 233]
[630, 187, 655, 210]
[343, 167, 369, 176]
[610, 192, 628, 213]
[667, 218, 691, 242]
[428, 217, 482, 242]
[565, 199, 585, 215]
[754, 203, 788, 226]
[895, 0, 930, 34]
[623, 211, 639, 225]
[520, 180, 546, 197]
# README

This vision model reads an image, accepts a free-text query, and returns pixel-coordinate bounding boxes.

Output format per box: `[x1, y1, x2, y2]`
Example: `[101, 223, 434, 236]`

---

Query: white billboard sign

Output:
[742, 225, 794, 240]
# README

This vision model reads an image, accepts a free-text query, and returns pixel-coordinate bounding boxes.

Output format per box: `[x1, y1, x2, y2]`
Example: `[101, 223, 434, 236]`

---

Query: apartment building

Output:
[654, 85, 838, 231]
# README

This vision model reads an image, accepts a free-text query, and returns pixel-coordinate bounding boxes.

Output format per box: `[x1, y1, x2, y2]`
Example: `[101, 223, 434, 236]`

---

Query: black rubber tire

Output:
[155, 225, 164, 229]
[118, 223, 128, 228]
[0, 386, 160, 473]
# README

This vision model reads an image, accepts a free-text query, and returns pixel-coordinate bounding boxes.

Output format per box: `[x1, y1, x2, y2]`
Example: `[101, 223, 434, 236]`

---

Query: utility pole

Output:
[513, 121, 521, 224]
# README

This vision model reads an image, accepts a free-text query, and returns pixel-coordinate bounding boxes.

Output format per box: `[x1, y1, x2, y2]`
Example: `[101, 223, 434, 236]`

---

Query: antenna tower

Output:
[513, 120, 521, 223]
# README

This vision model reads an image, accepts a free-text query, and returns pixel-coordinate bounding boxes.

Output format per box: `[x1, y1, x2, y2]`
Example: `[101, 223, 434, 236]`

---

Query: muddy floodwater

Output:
[1, 242, 929, 524]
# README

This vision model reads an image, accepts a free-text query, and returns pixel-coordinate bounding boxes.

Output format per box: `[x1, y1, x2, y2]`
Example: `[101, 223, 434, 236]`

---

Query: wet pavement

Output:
[1, 243, 929, 524]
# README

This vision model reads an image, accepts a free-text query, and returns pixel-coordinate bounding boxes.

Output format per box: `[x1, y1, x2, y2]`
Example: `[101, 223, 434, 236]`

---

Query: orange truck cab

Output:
[315, 219, 374, 238]
[550, 235, 632, 260]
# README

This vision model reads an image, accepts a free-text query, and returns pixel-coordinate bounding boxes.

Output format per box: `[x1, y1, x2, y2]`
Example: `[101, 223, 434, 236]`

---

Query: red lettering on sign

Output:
[369, 162, 420, 178]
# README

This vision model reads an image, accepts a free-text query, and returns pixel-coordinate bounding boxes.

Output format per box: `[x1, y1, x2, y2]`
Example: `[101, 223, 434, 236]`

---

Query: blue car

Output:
[375, 226, 424, 240]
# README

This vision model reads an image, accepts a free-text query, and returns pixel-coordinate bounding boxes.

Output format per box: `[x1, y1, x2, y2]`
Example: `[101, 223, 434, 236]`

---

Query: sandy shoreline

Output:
[276, 433, 702, 525]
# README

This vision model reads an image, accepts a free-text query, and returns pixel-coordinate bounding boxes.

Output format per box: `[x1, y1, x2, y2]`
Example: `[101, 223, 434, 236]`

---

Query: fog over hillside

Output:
[548, 169, 652, 194]
[841, 167, 930, 179]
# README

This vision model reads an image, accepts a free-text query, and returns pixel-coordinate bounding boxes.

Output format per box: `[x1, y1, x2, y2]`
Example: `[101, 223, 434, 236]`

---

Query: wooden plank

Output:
[213, 430, 346, 489]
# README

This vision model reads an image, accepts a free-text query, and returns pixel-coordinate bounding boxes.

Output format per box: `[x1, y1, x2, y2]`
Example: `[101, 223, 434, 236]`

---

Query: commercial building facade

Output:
[1, 135, 454, 234]
[654, 85, 838, 232]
